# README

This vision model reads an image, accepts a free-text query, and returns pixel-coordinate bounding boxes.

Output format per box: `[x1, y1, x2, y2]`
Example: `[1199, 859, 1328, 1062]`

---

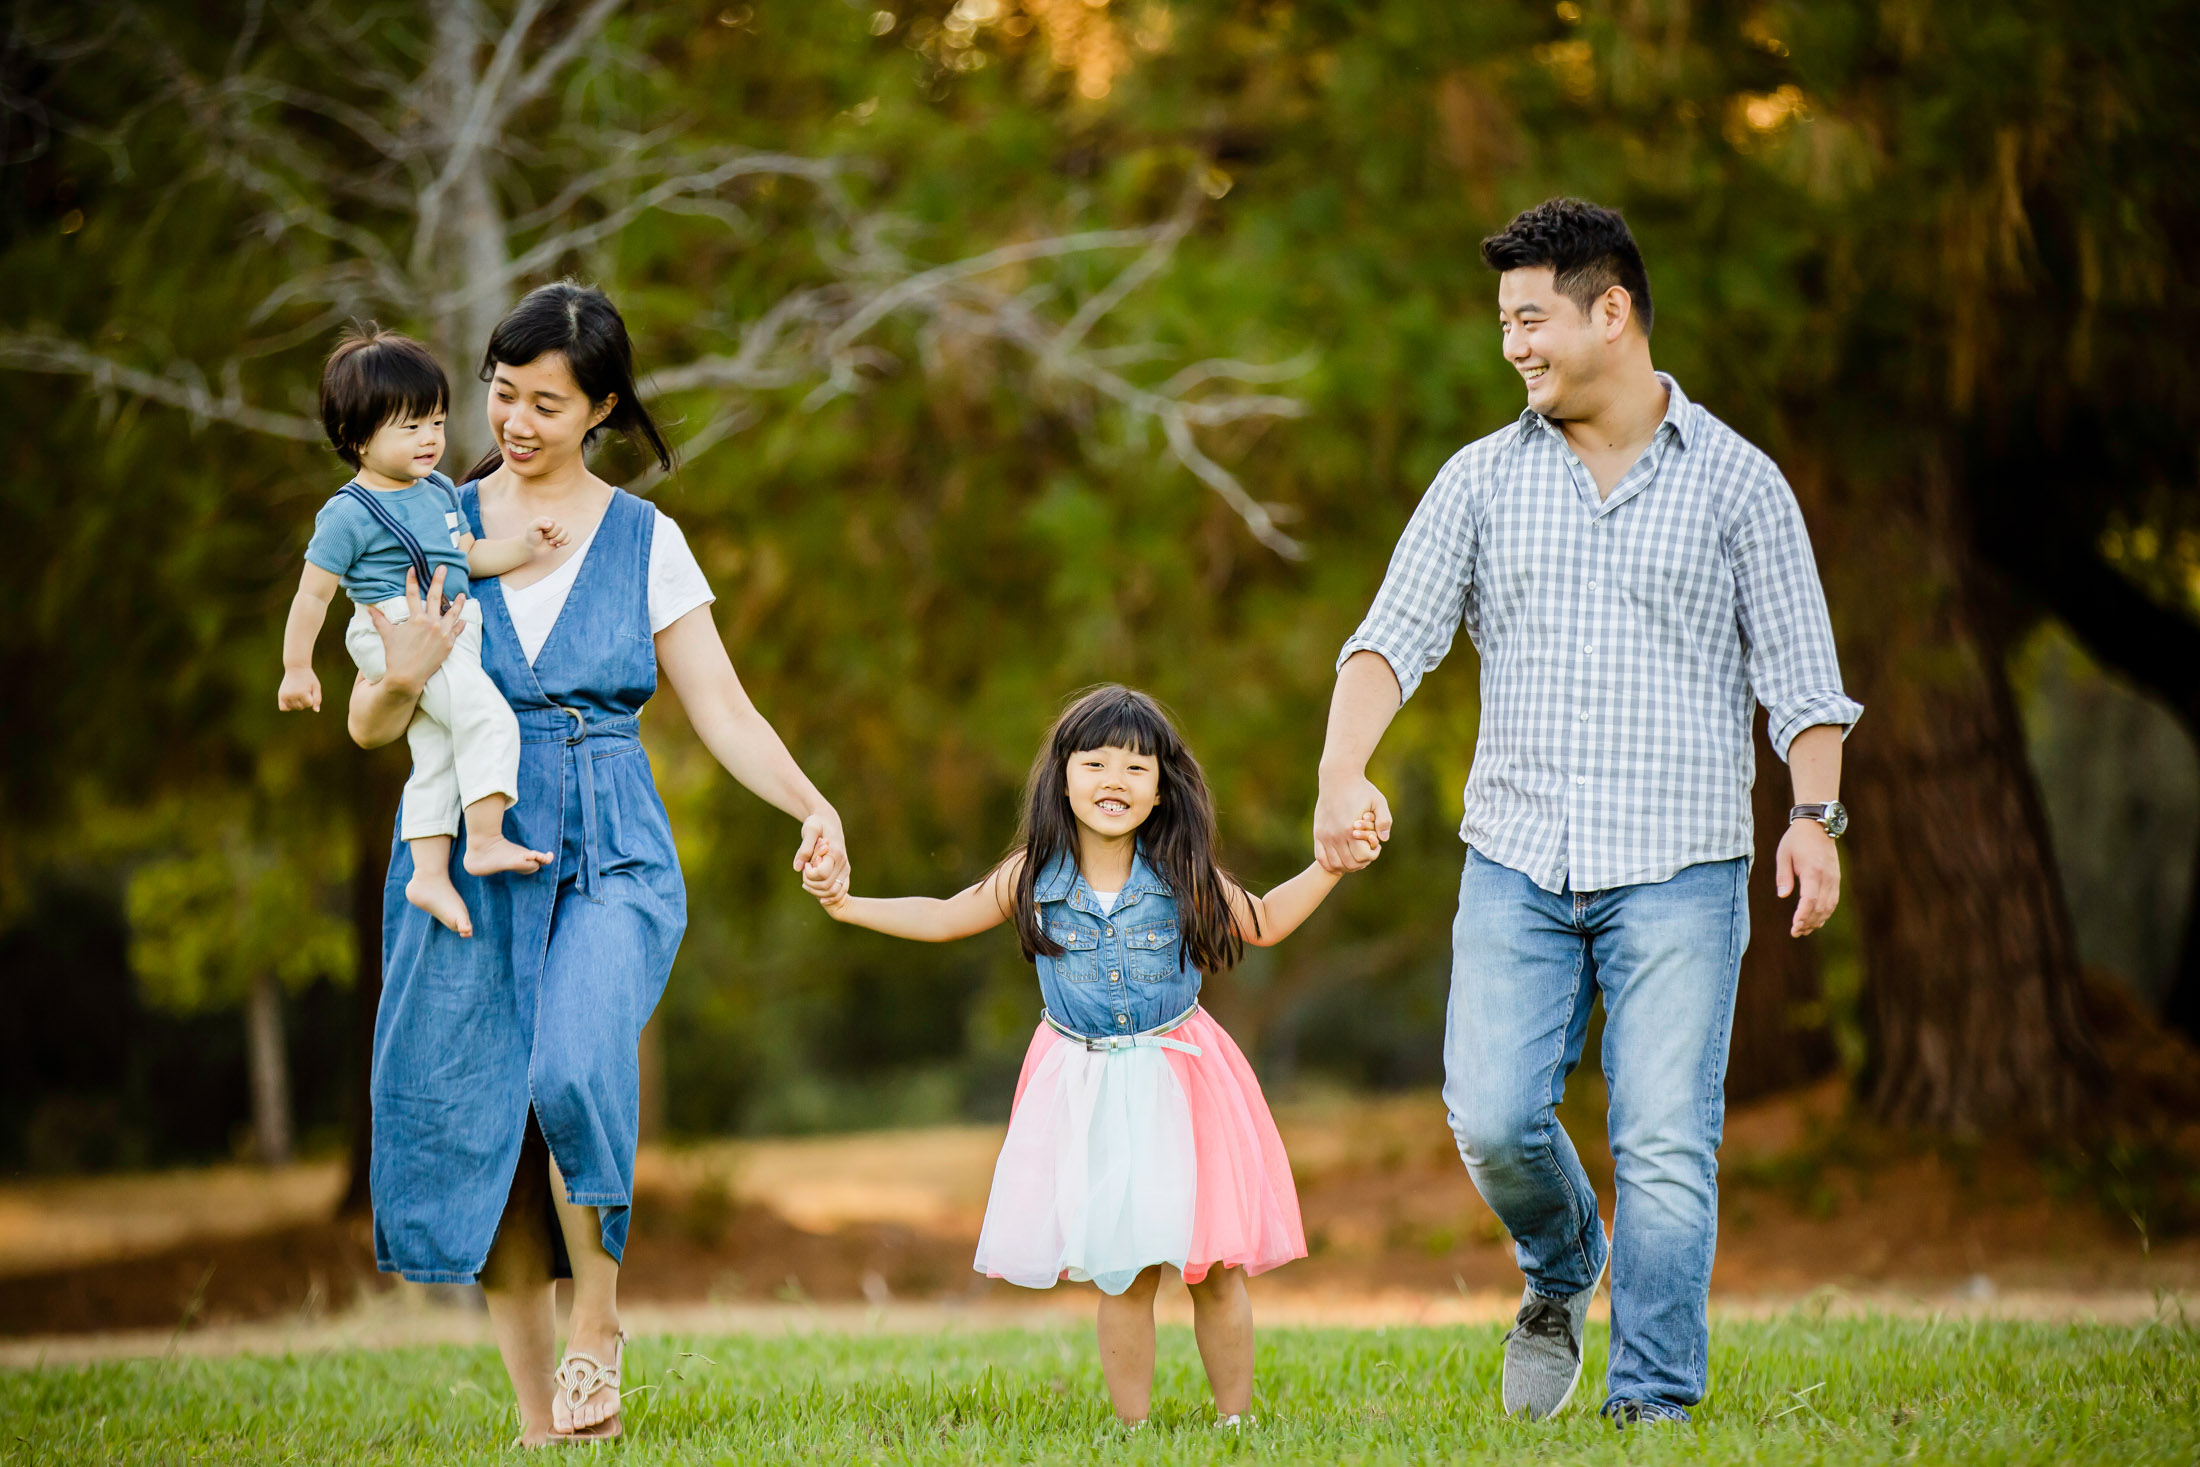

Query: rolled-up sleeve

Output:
[1337, 448, 1482, 702]
[1730, 465, 1864, 759]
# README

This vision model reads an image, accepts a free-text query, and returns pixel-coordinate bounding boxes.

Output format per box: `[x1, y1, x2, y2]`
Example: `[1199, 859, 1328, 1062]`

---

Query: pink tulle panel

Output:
[1163, 1011, 1306, 1283]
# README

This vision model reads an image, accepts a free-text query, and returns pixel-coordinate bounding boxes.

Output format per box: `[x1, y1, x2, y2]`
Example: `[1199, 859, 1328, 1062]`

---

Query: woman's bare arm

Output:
[347, 567, 465, 749]
[654, 605, 847, 881]
[810, 855, 1022, 942]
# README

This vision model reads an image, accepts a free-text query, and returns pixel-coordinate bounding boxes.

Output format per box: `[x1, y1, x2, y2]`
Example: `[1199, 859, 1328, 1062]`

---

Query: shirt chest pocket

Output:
[1047, 919, 1102, 982]
[1126, 920, 1181, 981]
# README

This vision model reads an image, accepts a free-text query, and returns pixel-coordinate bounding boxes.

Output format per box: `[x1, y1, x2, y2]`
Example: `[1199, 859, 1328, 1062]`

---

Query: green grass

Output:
[4, 1313, 2196, 1464]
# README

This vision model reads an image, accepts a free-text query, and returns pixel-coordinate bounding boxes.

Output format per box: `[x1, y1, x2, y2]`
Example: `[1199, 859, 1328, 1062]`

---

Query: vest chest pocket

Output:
[1126, 920, 1181, 981]
[1047, 920, 1102, 983]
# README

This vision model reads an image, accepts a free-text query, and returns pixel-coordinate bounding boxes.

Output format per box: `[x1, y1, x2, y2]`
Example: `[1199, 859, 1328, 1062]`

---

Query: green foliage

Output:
[2, 1316, 2195, 1463]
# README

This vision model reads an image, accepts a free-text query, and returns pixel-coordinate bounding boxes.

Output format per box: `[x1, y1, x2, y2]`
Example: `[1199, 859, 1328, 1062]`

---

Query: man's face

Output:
[1497, 266, 1606, 418]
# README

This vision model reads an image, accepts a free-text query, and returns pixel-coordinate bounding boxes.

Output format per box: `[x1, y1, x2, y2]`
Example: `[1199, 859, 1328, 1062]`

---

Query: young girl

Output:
[804, 685, 1380, 1428]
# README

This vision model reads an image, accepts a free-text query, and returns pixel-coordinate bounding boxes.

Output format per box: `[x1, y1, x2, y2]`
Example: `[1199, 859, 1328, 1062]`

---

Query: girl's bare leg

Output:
[1096, 1265, 1164, 1424]
[547, 1159, 624, 1434]
[403, 835, 474, 937]
[1187, 1265, 1254, 1417]
[479, 1133, 557, 1446]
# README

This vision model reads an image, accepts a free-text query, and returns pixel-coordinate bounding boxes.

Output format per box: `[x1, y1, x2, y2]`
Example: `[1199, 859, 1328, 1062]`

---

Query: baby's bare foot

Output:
[463, 836, 552, 878]
[405, 872, 474, 937]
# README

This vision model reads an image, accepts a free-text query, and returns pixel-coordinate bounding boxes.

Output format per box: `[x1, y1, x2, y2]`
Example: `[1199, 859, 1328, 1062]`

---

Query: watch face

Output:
[1823, 802, 1849, 839]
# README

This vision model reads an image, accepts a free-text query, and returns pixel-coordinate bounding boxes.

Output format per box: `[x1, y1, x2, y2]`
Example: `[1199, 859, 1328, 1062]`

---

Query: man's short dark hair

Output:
[320, 326, 449, 467]
[1480, 198, 1654, 337]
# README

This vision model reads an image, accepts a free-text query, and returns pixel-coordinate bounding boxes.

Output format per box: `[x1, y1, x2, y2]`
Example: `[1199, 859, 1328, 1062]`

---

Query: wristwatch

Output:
[1789, 802, 1848, 839]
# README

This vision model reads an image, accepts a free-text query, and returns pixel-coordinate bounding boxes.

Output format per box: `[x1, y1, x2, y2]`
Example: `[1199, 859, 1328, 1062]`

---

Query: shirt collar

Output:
[1514, 370, 1695, 451]
[1030, 844, 1171, 907]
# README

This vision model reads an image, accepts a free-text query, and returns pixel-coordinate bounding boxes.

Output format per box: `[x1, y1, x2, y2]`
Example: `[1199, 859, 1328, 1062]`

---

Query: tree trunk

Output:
[1725, 712, 1838, 1105]
[244, 972, 293, 1166]
[1804, 454, 2098, 1133]
[339, 756, 404, 1215]
[423, 6, 512, 470]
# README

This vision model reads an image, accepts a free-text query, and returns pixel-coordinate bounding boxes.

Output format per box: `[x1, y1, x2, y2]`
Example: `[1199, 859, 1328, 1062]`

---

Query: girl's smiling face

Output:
[1064, 745, 1161, 841]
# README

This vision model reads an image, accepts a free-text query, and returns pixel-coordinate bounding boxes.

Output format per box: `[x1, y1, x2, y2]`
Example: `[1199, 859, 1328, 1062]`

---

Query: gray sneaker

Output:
[1500, 1265, 1604, 1420]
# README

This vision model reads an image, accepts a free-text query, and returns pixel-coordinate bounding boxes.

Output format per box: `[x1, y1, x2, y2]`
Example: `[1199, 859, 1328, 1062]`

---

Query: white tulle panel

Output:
[971, 1036, 1197, 1296]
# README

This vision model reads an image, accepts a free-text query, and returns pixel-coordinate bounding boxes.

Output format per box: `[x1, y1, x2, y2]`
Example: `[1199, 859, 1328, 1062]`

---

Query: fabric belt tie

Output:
[525, 705, 641, 901]
[1044, 1002, 1203, 1056]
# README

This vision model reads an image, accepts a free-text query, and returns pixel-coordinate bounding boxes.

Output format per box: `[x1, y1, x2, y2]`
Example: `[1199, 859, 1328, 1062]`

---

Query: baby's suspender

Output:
[340, 477, 461, 611]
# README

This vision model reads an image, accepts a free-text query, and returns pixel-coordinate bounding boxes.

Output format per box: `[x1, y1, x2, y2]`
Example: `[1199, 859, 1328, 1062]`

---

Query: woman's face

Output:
[485, 352, 614, 479]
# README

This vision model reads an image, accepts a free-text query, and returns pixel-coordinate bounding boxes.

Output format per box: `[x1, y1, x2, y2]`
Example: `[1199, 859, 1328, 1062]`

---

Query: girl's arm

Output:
[1227, 820, 1382, 948]
[808, 854, 1023, 943]
[654, 604, 847, 881]
[465, 516, 569, 579]
[347, 566, 466, 749]
[278, 563, 341, 711]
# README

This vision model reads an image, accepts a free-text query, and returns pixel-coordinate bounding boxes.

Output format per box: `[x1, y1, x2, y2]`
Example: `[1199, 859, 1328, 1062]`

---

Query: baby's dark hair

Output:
[1006, 685, 1248, 976]
[320, 326, 449, 468]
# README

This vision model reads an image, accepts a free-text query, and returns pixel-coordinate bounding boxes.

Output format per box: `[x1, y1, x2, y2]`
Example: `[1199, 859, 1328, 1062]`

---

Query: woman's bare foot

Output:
[463, 835, 554, 878]
[405, 870, 474, 937]
[551, 1321, 625, 1438]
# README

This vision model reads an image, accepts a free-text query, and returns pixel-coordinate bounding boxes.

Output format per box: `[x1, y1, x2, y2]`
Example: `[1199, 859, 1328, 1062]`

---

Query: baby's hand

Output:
[278, 666, 322, 712]
[525, 517, 571, 554]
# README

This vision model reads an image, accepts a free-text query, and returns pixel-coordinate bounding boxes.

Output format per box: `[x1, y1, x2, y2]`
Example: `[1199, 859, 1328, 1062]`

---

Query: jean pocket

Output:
[1048, 921, 1101, 982]
[1126, 920, 1180, 980]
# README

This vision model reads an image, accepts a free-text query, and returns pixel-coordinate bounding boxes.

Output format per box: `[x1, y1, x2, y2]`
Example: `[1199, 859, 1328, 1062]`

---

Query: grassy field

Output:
[3, 1312, 2195, 1464]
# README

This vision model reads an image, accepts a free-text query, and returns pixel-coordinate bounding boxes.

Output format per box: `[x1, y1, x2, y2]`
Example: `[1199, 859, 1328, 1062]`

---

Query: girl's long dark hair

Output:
[463, 281, 675, 483]
[1008, 685, 1248, 976]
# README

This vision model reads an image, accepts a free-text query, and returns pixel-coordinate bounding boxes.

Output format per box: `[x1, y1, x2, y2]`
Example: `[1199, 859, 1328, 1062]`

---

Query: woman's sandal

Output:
[551, 1332, 627, 1443]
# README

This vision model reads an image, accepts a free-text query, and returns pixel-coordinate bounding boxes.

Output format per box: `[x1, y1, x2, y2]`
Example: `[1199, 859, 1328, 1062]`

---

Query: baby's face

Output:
[1064, 745, 1162, 842]
[357, 409, 446, 485]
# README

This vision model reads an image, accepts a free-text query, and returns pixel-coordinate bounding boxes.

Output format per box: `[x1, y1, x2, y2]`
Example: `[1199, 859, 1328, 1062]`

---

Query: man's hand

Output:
[525, 516, 571, 554]
[1315, 772, 1393, 873]
[1776, 819, 1841, 937]
[278, 666, 322, 712]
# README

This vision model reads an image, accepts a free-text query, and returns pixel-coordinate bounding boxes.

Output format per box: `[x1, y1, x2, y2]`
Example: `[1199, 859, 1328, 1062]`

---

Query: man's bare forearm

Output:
[1786, 724, 1844, 806]
[1319, 651, 1404, 780]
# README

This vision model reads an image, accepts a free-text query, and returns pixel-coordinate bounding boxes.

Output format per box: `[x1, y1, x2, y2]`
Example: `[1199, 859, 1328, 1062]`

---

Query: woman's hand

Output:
[349, 567, 465, 749]
[794, 809, 850, 905]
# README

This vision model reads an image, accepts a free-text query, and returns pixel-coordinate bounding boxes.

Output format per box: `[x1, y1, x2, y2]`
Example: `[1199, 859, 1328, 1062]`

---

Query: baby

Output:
[278, 327, 566, 937]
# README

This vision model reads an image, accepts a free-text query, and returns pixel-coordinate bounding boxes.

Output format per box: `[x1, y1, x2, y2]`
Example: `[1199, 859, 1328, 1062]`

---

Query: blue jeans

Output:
[1442, 847, 1747, 1416]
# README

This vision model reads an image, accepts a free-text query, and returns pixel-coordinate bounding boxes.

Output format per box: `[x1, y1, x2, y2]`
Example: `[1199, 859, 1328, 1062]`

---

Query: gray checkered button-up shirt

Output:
[1340, 373, 1862, 894]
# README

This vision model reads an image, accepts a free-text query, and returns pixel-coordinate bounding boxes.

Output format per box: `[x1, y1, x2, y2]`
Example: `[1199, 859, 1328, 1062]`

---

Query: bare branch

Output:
[0, 334, 322, 442]
[494, 0, 630, 128]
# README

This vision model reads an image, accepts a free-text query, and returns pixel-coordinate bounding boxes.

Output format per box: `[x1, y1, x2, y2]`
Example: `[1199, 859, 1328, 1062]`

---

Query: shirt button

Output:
[1117, 1015, 1129, 1027]
[1576, 776, 1587, 786]
[1588, 580, 1597, 589]
[1109, 970, 1119, 980]
[1582, 644, 1594, 655]
[1579, 712, 1588, 721]
[1104, 926, 1113, 936]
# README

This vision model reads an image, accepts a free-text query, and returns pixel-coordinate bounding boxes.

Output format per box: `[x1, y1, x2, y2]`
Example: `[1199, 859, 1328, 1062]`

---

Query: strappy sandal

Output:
[551, 1332, 626, 1443]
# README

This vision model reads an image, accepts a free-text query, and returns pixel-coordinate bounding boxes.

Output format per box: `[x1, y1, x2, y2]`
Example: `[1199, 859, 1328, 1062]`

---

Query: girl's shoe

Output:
[551, 1332, 626, 1442]
[1215, 1413, 1254, 1430]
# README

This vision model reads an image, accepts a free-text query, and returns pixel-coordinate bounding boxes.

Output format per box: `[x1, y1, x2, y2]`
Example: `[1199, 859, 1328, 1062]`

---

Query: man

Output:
[1312, 198, 1859, 1426]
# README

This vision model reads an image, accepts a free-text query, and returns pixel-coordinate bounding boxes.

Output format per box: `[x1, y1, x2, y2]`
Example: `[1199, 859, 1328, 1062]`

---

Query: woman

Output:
[350, 283, 845, 1446]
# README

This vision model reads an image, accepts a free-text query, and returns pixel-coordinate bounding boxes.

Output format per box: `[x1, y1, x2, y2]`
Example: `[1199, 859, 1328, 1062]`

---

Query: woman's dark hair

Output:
[1480, 196, 1654, 337]
[462, 281, 675, 482]
[1006, 685, 1247, 976]
[319, 326, 449, 468]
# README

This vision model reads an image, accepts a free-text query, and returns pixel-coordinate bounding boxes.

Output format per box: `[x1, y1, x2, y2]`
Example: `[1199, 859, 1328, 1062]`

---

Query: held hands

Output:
[525, 516, 571, 556]
[1776, 819, 1841, 937]
[794, 810, 851, 912]
[1314, 772, 1394, 873]
[278, 665, 322, 712]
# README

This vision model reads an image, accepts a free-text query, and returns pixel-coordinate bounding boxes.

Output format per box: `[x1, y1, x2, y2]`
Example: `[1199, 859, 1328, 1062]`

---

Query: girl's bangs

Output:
[1055, 693, 1171, 760]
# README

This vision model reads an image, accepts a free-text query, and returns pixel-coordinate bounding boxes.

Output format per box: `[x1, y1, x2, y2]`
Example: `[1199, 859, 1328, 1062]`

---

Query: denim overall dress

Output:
[370, 486, 687, 1282]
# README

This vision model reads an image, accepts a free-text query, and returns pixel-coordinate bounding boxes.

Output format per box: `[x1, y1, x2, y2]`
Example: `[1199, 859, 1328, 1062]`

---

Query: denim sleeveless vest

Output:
[1030, 848, 1203, 1039]
[370, 486, 687, 1283]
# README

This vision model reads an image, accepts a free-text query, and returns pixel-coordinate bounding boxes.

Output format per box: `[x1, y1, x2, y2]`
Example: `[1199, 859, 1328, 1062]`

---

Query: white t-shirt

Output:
[1092, 889, 1121, 915]
[500, 508, 714, 666]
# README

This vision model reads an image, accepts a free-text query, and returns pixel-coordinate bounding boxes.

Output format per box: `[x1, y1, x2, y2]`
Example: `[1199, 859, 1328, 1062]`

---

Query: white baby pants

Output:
[344, 597, 521, 842]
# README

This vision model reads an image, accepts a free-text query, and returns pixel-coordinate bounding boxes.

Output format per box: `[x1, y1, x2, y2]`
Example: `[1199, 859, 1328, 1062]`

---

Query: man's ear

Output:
[1602, 286, 1633, 343]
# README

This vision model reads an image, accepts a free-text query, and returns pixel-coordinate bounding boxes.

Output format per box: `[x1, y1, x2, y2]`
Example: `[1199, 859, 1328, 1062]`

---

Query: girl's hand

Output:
[793, 809, 849, 891]
[278, 666, 322, 712]
[525, 516, 571, 553]
[803, 850, 851, 914]
[1343, 810, 1384, 870]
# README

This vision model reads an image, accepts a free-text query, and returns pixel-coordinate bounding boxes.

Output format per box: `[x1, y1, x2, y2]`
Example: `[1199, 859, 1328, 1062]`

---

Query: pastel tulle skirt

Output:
[971, 1009, 1306, 1296]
